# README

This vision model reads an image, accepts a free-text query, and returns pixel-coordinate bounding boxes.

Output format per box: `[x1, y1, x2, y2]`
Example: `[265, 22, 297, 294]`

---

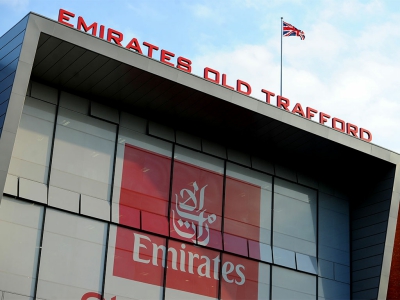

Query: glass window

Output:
[220, 253, 270, 300]
[165, 240, 219, 299]
[50, 107, 116, 201]
[273, 178, 317, 256]
[104, 226, 165, 300]
[272, 266, 316, 300]
[113, 128, 172, 231]
[0, 197, 43, 298]
[36, 209, 107, 300]
[224, 163, 272, 247]
[170, 146, 224, 249]
[9, 97, 55, 183]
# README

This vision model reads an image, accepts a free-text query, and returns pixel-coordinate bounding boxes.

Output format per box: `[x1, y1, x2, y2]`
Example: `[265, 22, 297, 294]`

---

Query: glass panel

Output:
[113, 128, 172, 230]
[272, 266, 316, 300]
[272, 247, 296, 269]
[220, 253, 270, 300]
[50, 108, 116, 201]
[318, 277, 350, 299]
[0, 197, 43, 297]
[273, 178, 317, 256]
[224, 163, 272, 248]
[104, 226, 165, 300]
[9, 97, 55, 183]
[165, 240, 219, 299]
[170, 146, 224, 248]
[296, 253, 317, 274]
[36, 209, 107, 300]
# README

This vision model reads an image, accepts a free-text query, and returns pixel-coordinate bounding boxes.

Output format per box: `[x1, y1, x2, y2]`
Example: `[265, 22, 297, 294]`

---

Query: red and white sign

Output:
[107, 135, 271, 298]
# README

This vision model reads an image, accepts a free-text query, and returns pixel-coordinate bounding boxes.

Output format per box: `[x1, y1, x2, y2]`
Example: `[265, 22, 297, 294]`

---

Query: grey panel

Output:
[227, 148, 251, 166]
[40, 46, 87, 83]
[272, 266, 316, 296]
[352, 210, 389, 229]
[19, 178, 47, 204]
[297, 173, 318, 189]
[296, 253, 317, 274]
[352, 222, 388, 240]
[352, 277, 380, 293]
[33, 41, 75, 77]
[48, 186, 80, 213]
[357, 188, 392, 208]
[90, 101, 119, 124]
[4, 174, 18, 196]
[251, 156, 274, 175]
[0, 45, 22, 68]
[319, 207, 349, 252]
[352, 200, 391, 219]
[272, 246, 296, 269]
[3, 292, 32, 300]
[0, 102, 8, 120]
[0, 15, 28, 47]
[275, 164, 297, 182]
[318, 244, 350, 266]
[352, 265, 381, 282]
[120, 112, 147, 133]
[59, 91, 89, 114]
[202, 139, 226, 158]
[352, 255, 383, 271]
[352, 243, 385, 261]
[352, 288, 378, 300]
[30, 81, 57, 104]
[334, 263, 350, 284]
[352, 232, 386, 250]
[148, 121, 175, 142]
[0, 72, 16, 94]
[318, 278, 350, 300]
[32, 37, 62, 67]
[0, 86, 12, 105]
[318, 259, 334, 280]
[0, 58, 18, 83]
[176, 131, 201, 150]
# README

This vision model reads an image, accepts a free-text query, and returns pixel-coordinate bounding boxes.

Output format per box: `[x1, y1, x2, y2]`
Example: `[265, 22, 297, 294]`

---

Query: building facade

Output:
[0, 12, 399, 300]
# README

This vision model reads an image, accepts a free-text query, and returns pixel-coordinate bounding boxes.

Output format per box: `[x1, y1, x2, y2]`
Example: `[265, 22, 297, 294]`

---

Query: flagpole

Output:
[280, 17, 283, 96]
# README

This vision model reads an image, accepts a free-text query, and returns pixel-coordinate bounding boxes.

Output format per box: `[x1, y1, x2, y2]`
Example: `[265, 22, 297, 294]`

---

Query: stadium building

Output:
[0, 10, 399, 300]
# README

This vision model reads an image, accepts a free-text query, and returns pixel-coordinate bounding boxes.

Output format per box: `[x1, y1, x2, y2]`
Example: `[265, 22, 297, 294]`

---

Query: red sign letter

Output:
[107, 28, 124, 46]
[143, 42, 159, 58]
[177, 57, 192, 73]
[58, 9, 75, 28]
[360, 128, 372, 142]
[261, 89, 275, 104]
[319, 112, 331, 125]
[236, 80, 252, 96]
[204, 67, 220, 84]
[125, 38, 143, 54]
[346, 122, 358, 138]
[77, 16, 97, 36]
[306, 107, 318, 120]
[277, 96, 290, 111]
[160, 50, 175, 67]
[332, 118, 345, 133]
[222, 74, 234, 90]
[292, 103, 305, 117]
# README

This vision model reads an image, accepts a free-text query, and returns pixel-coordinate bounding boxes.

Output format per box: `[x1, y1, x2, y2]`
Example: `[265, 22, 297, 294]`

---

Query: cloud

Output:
[191, 1, 400, 152]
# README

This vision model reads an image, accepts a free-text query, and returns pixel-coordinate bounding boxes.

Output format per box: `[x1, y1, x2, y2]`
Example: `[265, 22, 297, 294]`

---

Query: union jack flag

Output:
[283, 21, 305, 40]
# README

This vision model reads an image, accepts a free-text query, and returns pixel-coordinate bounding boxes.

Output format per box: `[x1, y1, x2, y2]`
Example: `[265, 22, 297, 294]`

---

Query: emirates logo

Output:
[172, 181, 217, 246]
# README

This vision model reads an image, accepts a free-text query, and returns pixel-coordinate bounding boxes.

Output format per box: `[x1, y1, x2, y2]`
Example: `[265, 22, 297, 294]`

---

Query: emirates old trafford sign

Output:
[58, 9, 373, 143]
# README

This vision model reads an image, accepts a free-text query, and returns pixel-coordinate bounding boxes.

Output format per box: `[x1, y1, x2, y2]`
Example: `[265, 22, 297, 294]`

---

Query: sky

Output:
[1, 0, 400, 152]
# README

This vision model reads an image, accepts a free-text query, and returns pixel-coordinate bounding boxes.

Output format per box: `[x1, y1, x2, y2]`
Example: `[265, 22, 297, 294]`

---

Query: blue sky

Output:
[1, 0, 400, 152]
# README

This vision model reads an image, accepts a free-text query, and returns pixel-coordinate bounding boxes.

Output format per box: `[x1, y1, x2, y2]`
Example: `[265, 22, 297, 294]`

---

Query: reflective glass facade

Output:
[0, 81, 352, 299]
